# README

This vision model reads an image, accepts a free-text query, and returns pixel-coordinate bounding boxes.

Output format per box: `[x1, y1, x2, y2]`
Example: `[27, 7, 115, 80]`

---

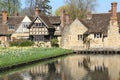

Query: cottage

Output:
[0, 6, 63, 47]
[28, 6, 62, 47]
[0, 11, 24, 43]
[61, 2, 120, 50]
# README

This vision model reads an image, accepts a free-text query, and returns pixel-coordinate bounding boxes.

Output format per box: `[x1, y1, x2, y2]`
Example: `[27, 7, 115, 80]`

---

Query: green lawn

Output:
[0, 47, 72, 68]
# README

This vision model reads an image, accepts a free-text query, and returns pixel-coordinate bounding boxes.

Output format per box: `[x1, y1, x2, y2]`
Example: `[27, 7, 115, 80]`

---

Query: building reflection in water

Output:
[1, 55, 120, 80]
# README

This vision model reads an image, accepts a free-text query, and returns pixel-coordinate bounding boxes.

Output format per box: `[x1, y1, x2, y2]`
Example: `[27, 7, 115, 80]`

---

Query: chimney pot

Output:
[111, 2, 117, 20]
[35, 7, 41, 16]
[2, 11, 7, 24]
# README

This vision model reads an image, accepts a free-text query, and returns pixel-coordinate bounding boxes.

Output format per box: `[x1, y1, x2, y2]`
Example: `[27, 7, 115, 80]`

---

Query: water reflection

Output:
[0, 54, 120, 80]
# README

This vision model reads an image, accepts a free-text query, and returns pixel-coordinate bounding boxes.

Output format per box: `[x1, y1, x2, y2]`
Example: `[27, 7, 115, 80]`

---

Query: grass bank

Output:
[0, 47, 72, 68]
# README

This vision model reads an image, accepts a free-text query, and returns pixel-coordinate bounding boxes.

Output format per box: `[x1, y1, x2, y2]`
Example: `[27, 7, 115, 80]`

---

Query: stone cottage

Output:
[61, 2, 120, 50]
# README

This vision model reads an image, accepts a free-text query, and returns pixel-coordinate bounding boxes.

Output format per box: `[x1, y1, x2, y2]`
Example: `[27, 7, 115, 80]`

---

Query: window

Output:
[78, 35, 83, 40]
[8, 26, 15, 31]
[22, 22, 30, 28]
[23, 24, 28, 28]
[34, 23, 45, 27]
[94, 33, 102, 38]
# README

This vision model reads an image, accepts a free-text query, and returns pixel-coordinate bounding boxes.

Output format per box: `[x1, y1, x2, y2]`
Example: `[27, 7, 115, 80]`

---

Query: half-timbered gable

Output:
[28, 15, 55, 42]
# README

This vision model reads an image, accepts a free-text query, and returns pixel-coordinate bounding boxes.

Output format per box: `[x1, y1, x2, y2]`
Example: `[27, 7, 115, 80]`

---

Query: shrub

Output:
[50, 38, 59, 47]
[10, 40, 34, 47]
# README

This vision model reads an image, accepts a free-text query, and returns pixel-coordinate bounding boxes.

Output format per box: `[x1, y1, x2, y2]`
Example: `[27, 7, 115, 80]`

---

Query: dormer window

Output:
[94, 33, 102, 38]
[8, 25, 15, 31]
[34, 23, 45, 27]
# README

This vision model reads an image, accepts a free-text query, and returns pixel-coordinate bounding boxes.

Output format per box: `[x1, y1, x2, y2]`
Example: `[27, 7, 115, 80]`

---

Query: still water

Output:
[0, 54, 120, 80]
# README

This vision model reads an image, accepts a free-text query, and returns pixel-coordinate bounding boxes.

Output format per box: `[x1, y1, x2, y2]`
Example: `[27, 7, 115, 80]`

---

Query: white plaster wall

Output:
[16, 16, 31, 33]
[13, 16, 31, 39]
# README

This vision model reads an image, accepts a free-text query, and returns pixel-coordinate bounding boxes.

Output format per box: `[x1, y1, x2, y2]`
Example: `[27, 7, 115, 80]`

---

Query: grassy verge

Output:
[0, 47, 73, 68]
[0, 55, 67, 77]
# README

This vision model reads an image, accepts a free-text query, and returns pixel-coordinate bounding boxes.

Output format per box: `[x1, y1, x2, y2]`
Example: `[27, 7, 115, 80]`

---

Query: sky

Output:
[21, 0, 120, 13]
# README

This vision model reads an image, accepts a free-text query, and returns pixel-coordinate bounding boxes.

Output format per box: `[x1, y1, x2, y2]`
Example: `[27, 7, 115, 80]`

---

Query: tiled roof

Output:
[80, 13, 120, 36]
[28, 15, 61, 29]
[48, 16, 61, 25]
[0, 16, 24, 35]
[39, 15, 53, 28]
[0, 14, 61, 35]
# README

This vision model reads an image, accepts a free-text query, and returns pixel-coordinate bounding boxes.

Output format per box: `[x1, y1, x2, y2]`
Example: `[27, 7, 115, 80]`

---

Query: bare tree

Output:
[60, 0, 97, 20]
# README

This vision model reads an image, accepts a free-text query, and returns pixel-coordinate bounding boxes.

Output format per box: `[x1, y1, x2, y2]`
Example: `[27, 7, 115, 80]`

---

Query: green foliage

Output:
[9, 40, 34, 47]
[55, 5, 69, 16]
[50, 38, 59, 47]
[40, 0, 52, 15]
[0, 47, 73, 68]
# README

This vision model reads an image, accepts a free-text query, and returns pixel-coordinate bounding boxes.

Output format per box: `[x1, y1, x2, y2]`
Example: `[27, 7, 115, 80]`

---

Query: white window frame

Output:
[94, 33, 102, 38]
[78, 34, 83, 40]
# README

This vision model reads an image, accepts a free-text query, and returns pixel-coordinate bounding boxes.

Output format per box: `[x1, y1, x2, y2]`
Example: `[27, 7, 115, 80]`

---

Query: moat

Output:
[0, 54, 120, 80]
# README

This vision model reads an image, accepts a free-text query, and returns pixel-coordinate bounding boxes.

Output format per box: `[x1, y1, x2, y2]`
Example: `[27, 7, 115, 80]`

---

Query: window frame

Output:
[34, 22, 45, 27]
[22, 22, 30, 28]
[94, 33, 102, 38]
[8, 25, 15, 31]
[78, 34, 83, 41]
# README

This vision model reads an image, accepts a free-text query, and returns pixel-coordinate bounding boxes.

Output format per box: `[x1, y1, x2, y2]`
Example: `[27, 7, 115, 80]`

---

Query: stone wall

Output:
[104, 21, 120, 49]
[61, 19, 120, 50]
[61, 19, 88, 50]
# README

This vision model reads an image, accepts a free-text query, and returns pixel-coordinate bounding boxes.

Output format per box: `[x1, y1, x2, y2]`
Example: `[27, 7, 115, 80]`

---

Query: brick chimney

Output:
[60, 8, 66, 28]
[111, 2, 117, 21]
[35, 5, 41, 16]
[65, 14, 70, 25]
[2, 11, 7, 24]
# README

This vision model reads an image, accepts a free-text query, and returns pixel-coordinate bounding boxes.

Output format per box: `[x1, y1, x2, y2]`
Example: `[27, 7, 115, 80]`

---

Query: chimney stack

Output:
[2, 11, 7, 24]
[86, 11, 92, 20]
[65, 14, 70, 25]
[111, 2, 117, 20]
[60, 8, 66, 28]
[35, 5, 41, 16]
